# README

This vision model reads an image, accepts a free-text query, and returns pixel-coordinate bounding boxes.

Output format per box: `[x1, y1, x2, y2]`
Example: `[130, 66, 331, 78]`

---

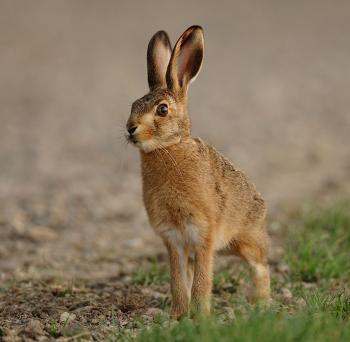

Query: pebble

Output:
[145, 307, 163, 318]
[11, 211, 27, 234]
[24, 319, 45, 338]
[276, 263, 290, 273]
[60, 312, 76, 324]
[124, 238, 143, 248]
[141, 288, 167, 299]
[3, 329, 21, 342]
[28, 226, 58, 241]
[296, 298, 307, 307]
[302, 282, 317, 289]
[281, 287, 293, 300]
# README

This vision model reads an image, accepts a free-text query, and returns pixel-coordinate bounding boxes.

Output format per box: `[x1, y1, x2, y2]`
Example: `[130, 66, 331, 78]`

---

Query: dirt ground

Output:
[0, 0, 350, 340]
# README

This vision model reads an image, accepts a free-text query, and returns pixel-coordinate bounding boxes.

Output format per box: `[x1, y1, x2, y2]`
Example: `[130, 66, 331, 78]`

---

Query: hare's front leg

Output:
[165, 240, 192, 319]
[191, 241, 215, 317]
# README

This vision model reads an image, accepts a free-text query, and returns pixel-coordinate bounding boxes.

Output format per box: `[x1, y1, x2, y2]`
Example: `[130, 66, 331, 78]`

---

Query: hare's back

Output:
[193, 138, 266, 223]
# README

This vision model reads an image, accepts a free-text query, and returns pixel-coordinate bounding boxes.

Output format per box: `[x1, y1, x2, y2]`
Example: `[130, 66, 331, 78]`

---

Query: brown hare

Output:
[126, 25, 270, 319]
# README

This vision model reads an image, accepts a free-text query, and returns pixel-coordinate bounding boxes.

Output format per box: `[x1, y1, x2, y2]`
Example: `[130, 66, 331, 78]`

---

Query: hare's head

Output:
[126, 26, 204, 152]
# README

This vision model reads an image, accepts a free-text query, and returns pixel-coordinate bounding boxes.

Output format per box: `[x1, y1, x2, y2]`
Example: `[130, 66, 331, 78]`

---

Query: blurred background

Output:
[0, 0, 349, 281]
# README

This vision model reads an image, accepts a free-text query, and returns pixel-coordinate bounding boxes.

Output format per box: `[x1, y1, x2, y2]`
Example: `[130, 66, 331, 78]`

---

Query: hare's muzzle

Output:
[126, 125, 138, 143]
[127, 126, 137, 135]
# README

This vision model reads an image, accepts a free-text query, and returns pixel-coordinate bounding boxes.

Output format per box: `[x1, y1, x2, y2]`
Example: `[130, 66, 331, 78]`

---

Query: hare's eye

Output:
[156, 104, 168, 117]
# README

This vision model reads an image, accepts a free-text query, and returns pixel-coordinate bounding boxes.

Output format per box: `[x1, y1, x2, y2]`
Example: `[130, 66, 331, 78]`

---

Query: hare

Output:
[126, 26, 270, 319]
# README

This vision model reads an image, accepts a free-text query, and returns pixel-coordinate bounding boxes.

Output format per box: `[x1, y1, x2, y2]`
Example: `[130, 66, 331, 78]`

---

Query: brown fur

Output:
[126, 26, 270, 319]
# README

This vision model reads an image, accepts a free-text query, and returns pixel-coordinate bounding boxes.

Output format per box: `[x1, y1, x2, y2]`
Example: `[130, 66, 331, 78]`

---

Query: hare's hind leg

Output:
[230, 232, 271, 302]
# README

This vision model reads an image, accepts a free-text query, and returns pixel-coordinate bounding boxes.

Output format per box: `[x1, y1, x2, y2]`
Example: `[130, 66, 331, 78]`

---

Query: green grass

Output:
[212, 269, 248, 294]
[49, 321, 60, 338]
[131, 259, 169, 286]
[287, 201, 350, 282]
[129, 201, 350, 341]
[136, 288, 350, 342]
[303, 290, 350, 319]
[138, 306, 350, 342]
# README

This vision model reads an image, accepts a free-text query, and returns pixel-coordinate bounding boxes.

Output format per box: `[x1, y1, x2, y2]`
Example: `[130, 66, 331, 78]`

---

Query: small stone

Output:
[29, 226, 58, 241]
[141, 288, 167, 299]
[122, 275, 132, 283]
[302, 282, 317, 289]
[296, 298, 307, 307]
[11, 211, 27, 234]
[60, 312, 76, 324]
[144, 307, 163, 319]
[3, 329, 21, 342]
[24, 319, 45, 338]
[274, 273, 285, 282]
[124, 238, 143, 248]
[276, 263, 289, 273]
[274, 246, 284, 256]
[281, 287, 293, 301]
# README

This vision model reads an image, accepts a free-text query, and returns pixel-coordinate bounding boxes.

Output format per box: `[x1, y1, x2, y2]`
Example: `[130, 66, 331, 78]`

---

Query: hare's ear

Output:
[147, 31, 172, 90]
[166, 26, 204, 93]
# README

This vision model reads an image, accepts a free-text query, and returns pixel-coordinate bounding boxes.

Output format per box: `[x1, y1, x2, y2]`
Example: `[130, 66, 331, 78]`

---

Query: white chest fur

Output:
[156, 224, 199, 297]
[157, 224, 201, 250]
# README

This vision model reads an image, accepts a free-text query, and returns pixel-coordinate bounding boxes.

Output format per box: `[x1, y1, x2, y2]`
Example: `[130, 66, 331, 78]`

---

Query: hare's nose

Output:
[127, 126, 138, 135]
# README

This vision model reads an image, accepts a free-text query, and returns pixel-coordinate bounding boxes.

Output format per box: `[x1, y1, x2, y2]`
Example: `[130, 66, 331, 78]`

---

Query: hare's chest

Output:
[144, 184, 194, 228]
